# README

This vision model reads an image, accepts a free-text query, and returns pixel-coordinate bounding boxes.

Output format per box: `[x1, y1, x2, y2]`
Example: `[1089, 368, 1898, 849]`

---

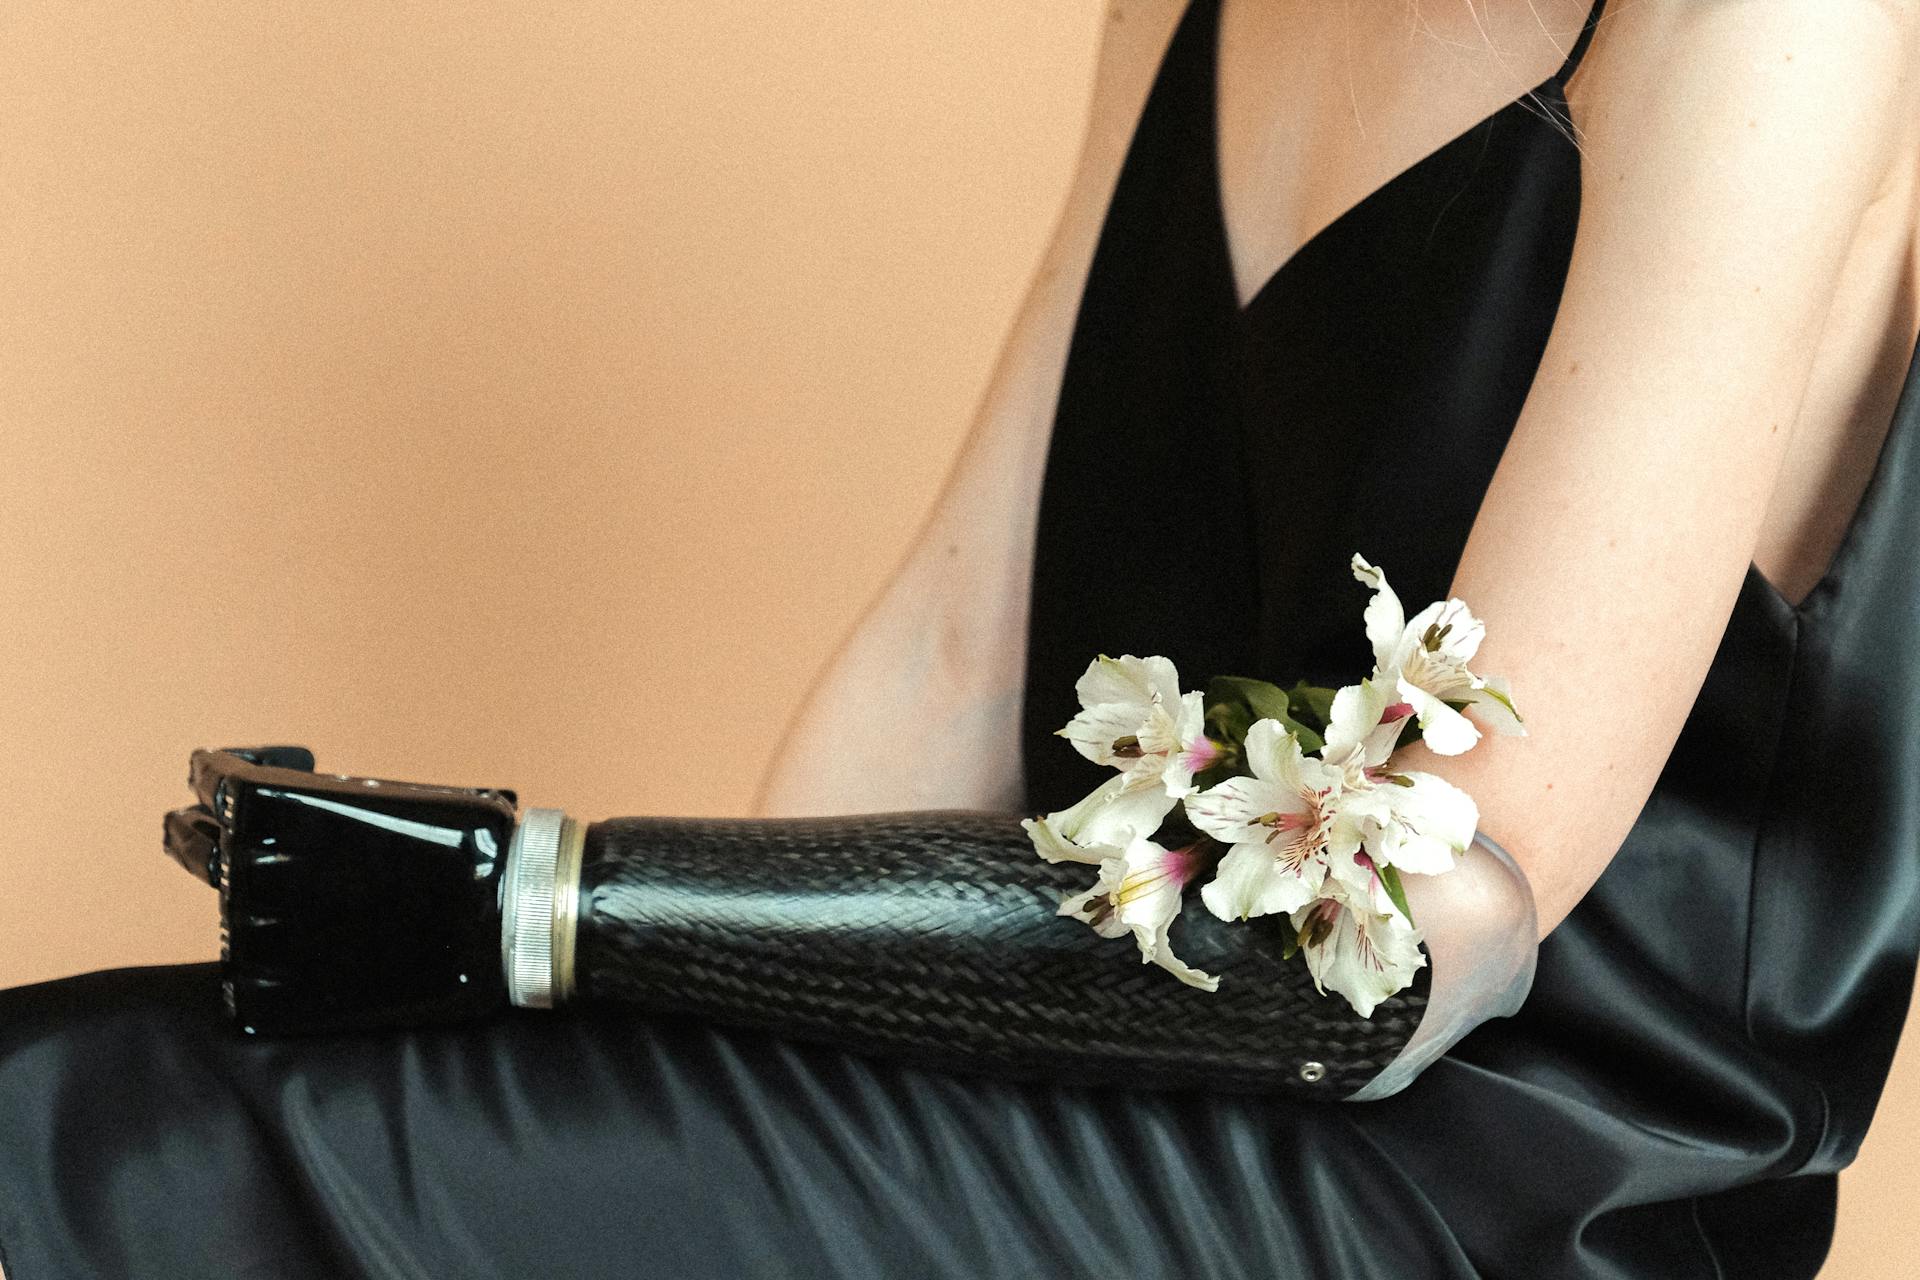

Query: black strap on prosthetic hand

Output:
[572, 811, 1428, 1098]
[167, 748, 1543, 1102]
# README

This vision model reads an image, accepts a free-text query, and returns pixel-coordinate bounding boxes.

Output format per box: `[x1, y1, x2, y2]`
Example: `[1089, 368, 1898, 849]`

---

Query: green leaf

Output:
[1280, 926, 1300, 960]
[1205, 698, 1252, 744]
[1208, 675, 1293, 722]
[1207, 675, 1324, 755]
[1377, 864, 1415, 926]
[1287, 680, 1336, 730]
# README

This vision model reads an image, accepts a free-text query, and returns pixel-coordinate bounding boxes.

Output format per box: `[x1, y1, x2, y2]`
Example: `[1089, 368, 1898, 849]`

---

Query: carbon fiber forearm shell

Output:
[574, 810, 1429, 1098]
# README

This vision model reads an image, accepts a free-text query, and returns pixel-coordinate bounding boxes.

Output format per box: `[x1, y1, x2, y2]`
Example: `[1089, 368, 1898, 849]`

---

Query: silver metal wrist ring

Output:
[501, 807, 585, 1009]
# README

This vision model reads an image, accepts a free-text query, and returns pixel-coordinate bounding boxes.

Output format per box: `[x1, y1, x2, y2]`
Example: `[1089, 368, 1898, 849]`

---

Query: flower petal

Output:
[1021, 811, 1119, 865]
[1362, 770, 1476, 875]
[1323, 675, 1406, 770]
[1324, 795, 1381, 863]
[1057, 837, 1222, 991]
[1044, 772, 1179, 851]
[1200, 842, 1317, 921]
[1351, 553, 1407, 674]
[1405, 597, 1486, 666]
[1137, 691, 1206, 799]
[1108, 835, 1196, 935]
[1095, 780, 1183, 849]
[1057, 858, 1131, 939]
[1183, 774, 1297, 844]
[1466, 673, 1526, 736]
[1290, 881, 1427, 1017]
[1140, 655, 1185, 712]
[1072, 653, 1179, 715]
[1071, 654, 1140, 711]
[1145, 940, 1221, 992]
[1399, 678, 1483, 756]
[1242, 717, 1311, 791]
[1057, 699, 1149, 764]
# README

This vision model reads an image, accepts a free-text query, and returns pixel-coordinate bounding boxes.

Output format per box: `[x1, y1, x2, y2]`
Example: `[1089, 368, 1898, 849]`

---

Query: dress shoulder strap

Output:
[1554, 0, 1609, 85]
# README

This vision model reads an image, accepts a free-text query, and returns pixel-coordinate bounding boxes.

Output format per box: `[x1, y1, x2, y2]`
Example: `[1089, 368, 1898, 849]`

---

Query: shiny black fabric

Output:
[5, 0, 1920, 1275]
[1022, 0, 1920, 1274]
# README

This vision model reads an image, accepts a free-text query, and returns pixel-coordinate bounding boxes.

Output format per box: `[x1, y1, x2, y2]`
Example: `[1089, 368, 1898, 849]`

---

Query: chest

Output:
[1212, 0, 1594, 309]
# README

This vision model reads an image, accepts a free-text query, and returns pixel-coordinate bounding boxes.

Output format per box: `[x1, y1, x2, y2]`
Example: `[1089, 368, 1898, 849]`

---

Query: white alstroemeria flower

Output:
[1057, 654, 1219, 801]
[1314, 674, 1478, 878]
[1057, 834, 1220, 991]
[1350, 554, 1525, 756]
[1289, 874, 1428, 1018]
[1187, 718, 1345, 921]
[1355, 769, 1478, 875]
[1319, 674, 1413, 782]
[1313, 676, 1402, 886]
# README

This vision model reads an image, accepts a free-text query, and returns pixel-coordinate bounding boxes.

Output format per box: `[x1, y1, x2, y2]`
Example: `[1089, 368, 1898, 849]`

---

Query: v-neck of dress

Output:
[1205, 0, 1576, 317]
[1199, 0, 1920, 620]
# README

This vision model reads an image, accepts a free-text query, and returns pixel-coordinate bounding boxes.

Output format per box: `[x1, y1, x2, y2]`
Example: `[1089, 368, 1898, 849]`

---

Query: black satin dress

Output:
[5, 0, 1919, 1274]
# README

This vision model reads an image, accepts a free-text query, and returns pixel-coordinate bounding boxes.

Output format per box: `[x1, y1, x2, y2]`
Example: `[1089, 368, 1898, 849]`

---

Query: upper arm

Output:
[883, 0, 1186, 689]
[1395, 0, 1920, 937]
[755, 4, 1186, 814]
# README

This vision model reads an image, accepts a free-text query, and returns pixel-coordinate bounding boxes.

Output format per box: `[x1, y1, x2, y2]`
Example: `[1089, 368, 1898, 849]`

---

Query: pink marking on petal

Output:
[1181, 737, 1223, 772]
[1166, 841, 1210, 886]
[1381, 701, 1415, 724]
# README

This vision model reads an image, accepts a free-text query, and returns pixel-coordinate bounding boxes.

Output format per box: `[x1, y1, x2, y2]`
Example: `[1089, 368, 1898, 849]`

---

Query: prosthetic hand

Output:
[163, 746, 1537, 1101]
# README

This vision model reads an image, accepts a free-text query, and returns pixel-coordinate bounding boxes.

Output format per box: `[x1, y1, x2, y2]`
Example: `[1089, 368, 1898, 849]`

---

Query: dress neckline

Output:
[1197, 0, 1919, 618]
[1205, 0, 1585, 316]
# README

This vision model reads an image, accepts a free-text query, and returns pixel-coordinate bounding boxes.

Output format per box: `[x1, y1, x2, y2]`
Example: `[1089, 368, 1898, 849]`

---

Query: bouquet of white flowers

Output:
[1022, 553, 1527, 1017]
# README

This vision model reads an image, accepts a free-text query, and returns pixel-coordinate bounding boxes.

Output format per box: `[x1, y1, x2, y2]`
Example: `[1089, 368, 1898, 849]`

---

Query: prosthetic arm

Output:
[163, 746, 1537, 1102]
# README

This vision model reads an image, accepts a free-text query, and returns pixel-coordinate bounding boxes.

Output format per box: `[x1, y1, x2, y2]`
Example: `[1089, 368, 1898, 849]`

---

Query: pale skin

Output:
[753, 0, 1920, 947]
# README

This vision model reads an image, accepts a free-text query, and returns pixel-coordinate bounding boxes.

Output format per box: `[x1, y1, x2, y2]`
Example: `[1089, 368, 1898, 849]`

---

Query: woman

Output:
[2, 1, 1917, 1276]
[757, 0, 1920, 1270]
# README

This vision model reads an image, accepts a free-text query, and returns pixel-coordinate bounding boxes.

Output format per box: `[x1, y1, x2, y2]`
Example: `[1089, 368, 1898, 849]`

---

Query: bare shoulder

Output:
[1085, 1, 1186, 100]
[1031, 1, 1188, 269]
[1567, 0, 1919, 172]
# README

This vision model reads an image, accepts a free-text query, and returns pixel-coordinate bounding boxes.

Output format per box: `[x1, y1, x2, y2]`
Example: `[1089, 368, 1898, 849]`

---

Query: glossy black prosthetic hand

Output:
[163, 746, 520, 1031]
[164, 747, 1537, 1100]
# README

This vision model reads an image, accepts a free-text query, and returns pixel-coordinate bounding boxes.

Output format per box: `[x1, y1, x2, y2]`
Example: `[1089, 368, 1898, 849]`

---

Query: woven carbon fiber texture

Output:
[575, 810, 1429, 1098]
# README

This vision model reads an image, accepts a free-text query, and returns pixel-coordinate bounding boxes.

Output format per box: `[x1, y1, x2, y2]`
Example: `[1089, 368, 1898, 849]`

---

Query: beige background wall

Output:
[0, 3, 1910, 1272]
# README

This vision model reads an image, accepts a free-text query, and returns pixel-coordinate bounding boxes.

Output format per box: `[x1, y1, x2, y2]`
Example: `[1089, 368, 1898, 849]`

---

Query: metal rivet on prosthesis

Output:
[1298, 1060, 1327, 1083]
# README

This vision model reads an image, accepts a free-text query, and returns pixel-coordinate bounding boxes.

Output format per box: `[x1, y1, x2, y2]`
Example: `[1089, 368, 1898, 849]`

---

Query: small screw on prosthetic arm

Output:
[165, 747, 1536, 1099]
